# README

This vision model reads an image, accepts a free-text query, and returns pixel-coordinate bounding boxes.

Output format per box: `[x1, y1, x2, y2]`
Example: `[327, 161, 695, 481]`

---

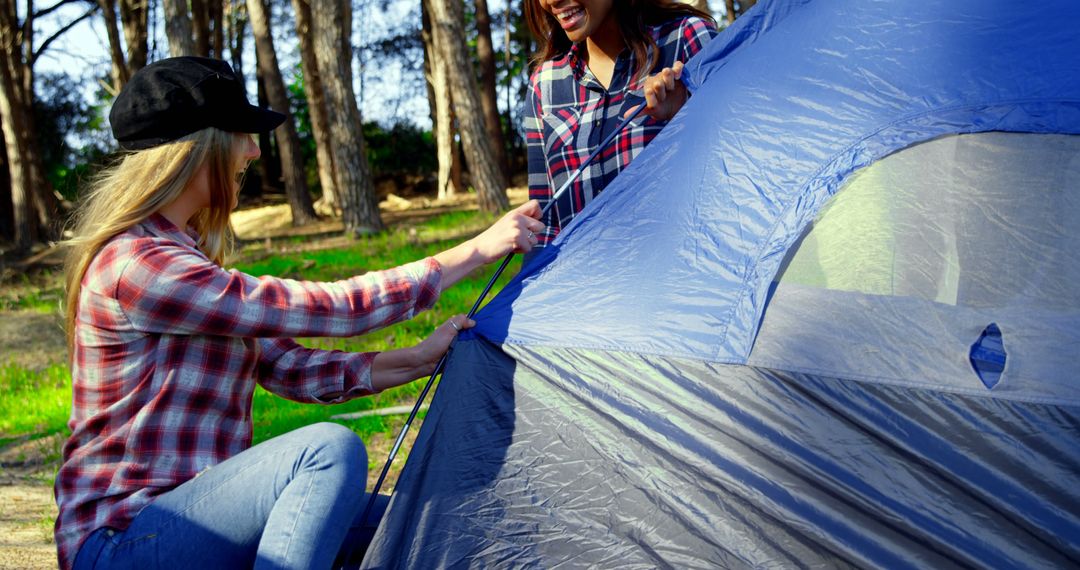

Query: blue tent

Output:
[364, 0, 1080, 567]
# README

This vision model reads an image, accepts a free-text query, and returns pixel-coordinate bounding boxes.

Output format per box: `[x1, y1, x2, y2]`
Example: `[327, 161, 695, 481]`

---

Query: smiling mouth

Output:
[554, 6, 583, 27]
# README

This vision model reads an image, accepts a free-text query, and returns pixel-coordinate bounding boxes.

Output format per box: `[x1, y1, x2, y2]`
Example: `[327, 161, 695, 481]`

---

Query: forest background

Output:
[0, 0, 754, 567]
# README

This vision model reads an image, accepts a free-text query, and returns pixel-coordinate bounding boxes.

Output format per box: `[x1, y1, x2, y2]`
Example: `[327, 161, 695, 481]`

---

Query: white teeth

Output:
[557, 7, 582, 20]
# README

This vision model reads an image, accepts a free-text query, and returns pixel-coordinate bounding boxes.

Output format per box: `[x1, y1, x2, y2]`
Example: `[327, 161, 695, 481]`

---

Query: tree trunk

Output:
[291, 0, 339, 215]
[226, 0, 245, 78]
[191, 0, 210, 56]
[473, 0, 508, 183]
[422, 0, 458, 199]
[253, 66, 275, 195]
[310, 0, 384, 235]
[98, 0, 129, 91]
[0, 129, 11, 242]
[118, 0, 148, 73]
[247, 0, 316, 225]
[0, 0, 34, 249]
[163, 0, 195, 55]
[211, 0, 224, 57]
[724, 0, 735, 24]
[18, 0, 57, 232]
[0, 70, 34, 250]
[429, 0, 507, 212]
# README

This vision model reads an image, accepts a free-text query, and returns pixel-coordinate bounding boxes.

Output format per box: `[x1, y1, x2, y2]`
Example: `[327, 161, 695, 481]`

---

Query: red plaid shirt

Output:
[525, 15, 716, 247]
[53, 214, 442, 569]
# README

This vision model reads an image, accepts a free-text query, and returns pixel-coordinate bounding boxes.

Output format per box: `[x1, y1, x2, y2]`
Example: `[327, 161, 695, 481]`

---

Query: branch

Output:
[33, 0, 93, 19]
[31, 4, 98, 65]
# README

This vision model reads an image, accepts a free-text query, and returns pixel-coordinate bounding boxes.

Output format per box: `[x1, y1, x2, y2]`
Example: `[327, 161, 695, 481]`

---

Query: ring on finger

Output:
[449, 319, 461, 331]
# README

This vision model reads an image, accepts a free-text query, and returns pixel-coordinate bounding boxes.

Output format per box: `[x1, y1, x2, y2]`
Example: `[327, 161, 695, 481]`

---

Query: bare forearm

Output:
[432, 241, 488, 290]
[371, 347, 431, 392]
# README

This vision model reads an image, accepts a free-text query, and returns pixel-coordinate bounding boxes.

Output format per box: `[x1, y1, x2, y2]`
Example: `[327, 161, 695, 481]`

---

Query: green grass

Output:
[0, 362, 72, 439]
[0, 273, 64, 313]
[0, 207, 521, 449]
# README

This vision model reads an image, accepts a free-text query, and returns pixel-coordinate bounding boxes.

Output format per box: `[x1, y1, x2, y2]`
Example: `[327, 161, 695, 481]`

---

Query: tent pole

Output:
[353, 105, 647, 546]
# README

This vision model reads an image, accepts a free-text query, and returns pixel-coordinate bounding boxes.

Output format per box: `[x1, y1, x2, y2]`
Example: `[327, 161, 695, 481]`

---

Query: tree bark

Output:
[226, 0, 245, 77]
[429, 0, 507, 212]
[0, 128, 11, 241]
[211, 0, 224, 57]
[0, 60, 34, 249]
[248, 0, 316, 225]
[0, 0, 34, 249]
[473, 0, 508, 183]
[291, 0, 339, 214]
[191, 0, 210, 56]
[253, 65, 275, 195]
[18, 0, 57, 231]
[422, 0, 458, 199]
[98, 0, 129, 91]
[310, 0, 384, 235]
[163, 0, 195, 55]
[118, 0, 147, 72]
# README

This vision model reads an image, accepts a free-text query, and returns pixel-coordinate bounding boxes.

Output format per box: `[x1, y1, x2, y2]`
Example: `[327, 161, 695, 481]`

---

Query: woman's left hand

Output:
[626, 60, 689, 122]
[371, 315, 474, 391]
[411, 314, 475, 373]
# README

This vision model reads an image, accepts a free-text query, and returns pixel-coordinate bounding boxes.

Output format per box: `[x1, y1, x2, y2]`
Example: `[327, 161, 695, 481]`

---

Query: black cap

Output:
[110, 56, 286, 150]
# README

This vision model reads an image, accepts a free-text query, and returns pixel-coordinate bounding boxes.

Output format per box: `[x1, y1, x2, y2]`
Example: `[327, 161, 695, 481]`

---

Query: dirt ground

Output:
[0, 189, 526, 569]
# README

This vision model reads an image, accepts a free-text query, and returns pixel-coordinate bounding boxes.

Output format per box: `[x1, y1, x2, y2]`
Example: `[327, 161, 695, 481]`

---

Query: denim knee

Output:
[298, 422, 367, 476]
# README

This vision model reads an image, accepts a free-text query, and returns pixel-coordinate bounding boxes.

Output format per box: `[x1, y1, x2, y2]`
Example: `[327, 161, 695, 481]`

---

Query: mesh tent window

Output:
[751, 132, 1080, 404]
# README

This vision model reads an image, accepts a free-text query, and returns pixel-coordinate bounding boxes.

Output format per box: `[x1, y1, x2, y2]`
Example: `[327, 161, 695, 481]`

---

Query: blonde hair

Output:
[63, 127, 240, 351]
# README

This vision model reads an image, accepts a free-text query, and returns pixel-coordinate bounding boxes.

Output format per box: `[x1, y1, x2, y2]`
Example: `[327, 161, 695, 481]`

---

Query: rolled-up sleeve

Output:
[254, 338, 378, 402]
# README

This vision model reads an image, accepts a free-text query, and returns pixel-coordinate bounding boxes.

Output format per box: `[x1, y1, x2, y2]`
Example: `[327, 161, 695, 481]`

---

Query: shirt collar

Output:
[567, 41, 639, 91]
[142, 212, 199, 248]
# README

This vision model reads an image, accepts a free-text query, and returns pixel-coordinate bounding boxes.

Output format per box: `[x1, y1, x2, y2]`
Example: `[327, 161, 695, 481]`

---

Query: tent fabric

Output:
[363, 0, 1080, 567]
[474, 0, 1080, 363]
[364, 341, 1079, 569]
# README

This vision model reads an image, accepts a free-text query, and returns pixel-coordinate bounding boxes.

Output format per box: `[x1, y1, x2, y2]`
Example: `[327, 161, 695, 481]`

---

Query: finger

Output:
[446, 316, 462, 333]
[446, 315, 474, 332]
[672, 60, 684, 80]
[515, 199, 542, 219]
[622, 103, 644, 119]
[644, 84, 658, 111]
[663, 68, 676, 92]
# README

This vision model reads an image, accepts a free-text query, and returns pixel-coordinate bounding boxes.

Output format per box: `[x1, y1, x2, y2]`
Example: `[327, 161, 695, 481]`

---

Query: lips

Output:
[554, 6, 584, 30]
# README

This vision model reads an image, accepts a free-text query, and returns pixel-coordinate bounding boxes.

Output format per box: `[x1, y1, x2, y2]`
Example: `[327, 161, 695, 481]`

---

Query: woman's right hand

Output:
[433, 200, 545, 288]
[470, 200, 545, 263]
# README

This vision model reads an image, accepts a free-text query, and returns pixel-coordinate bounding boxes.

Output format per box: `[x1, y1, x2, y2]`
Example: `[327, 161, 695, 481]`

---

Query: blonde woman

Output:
[55, 56, 544, 570]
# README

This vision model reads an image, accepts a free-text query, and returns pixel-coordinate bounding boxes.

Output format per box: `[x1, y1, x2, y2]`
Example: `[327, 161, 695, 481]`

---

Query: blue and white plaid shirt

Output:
[525, 16, 717, 247]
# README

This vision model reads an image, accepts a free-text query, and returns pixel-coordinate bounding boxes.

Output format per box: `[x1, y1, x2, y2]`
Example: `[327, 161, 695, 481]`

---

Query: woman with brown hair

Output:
[523, 0, 717, 251]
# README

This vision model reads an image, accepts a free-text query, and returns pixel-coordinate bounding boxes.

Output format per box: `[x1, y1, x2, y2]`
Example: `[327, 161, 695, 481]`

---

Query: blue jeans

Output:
[72, 423, 389, 570]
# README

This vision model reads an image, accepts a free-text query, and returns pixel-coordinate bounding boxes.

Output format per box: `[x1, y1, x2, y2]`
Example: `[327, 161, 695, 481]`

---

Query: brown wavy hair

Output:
[524, 0, 715, 84]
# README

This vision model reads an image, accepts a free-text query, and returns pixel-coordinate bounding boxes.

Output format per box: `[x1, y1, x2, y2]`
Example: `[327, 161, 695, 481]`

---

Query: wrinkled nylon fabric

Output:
[364, 340, 1080, 568]
[476, 0, 1080, 363]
